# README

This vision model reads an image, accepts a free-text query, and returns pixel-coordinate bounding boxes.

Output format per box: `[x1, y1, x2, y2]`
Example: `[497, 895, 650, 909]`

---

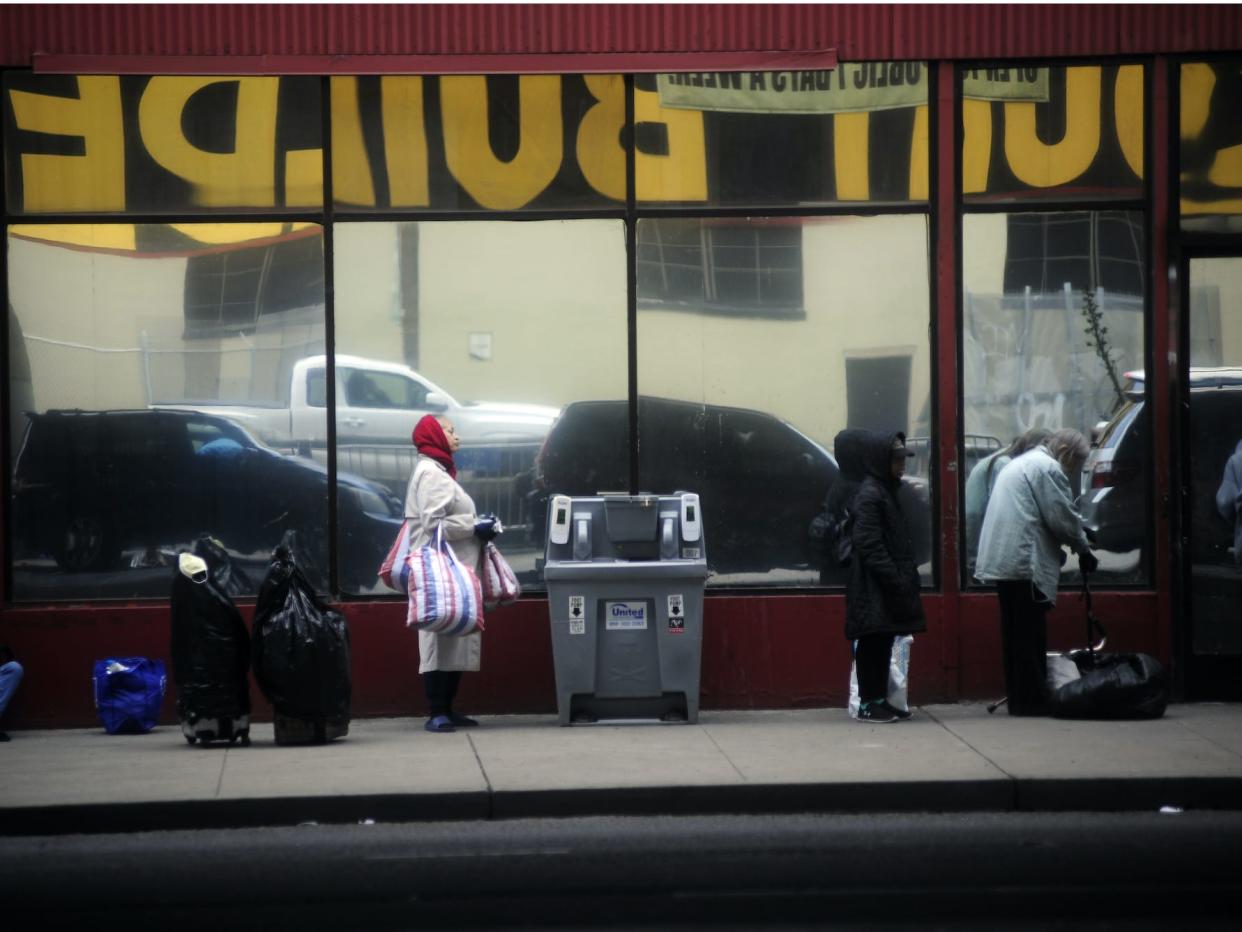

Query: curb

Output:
[5, 776, 1241, 837]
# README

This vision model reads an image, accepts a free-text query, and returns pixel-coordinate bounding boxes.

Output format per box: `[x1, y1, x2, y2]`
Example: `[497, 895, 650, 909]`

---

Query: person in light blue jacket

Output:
[963, 427, 1050, 573]
[1217, 439, 1242, 568]
[975, 429, 1098, 716]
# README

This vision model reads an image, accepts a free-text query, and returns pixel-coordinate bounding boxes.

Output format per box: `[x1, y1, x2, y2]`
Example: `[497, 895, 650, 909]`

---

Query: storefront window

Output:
[331, 75, 624, 211]
[635, 214, 933, 587]
[333, 220, 628, 594]
[960, 63, 1144, 204]
[1180, 59, 1242, 233]
[4, 74, 323, 214]
[7, 223, 328, 599]
[961, 210, 1148, 585]
[643, 63, 929, 206]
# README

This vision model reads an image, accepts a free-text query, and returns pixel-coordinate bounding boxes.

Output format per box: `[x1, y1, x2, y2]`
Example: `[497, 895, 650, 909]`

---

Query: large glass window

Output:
[1180, 59, 1242, 233]
[644, 63, 929, 206]
[961, 63, 1144, 204]
[333, 220, 628, 594]
[635, 214, 933, 587]
[331, 75, 624, 211]
[4, 75, 322, 214]
[4, 66, 939, 600]
[961, 211, 1148, 585]
[1186, 258, 1242, 655]
[7, 223, 327, 600]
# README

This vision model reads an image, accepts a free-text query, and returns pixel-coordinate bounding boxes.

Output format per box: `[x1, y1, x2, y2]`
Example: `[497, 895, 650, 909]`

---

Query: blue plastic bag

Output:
[93, 657, 167, 734]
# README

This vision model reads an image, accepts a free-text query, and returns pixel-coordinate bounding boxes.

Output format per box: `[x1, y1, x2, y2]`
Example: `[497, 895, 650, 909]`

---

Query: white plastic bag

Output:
[1046, 653, 1082, 691]
[848, 635, 913, 719]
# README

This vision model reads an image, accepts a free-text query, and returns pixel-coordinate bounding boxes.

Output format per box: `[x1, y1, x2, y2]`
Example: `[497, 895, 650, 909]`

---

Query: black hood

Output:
[859, 429, 908, 486]
[832, 429, 872, 482]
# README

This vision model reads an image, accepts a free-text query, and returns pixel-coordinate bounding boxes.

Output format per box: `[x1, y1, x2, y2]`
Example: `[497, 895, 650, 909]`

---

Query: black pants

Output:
[423, 670, 462, 718]
[996, 580, 1050, 716]
[855, 634, 895, 703]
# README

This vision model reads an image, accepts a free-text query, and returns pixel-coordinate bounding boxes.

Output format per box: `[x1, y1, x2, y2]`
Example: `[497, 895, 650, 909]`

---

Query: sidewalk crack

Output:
[467, 733, 493, 796]
[922, 707, 1016, 780]
[1176, 718, 1242, 761]
[702, 726, 748, 782]
[215, 747, 228, 798]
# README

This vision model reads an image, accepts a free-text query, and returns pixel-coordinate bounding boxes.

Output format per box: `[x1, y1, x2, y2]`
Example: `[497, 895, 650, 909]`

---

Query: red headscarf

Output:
[412, 415, 456, 479]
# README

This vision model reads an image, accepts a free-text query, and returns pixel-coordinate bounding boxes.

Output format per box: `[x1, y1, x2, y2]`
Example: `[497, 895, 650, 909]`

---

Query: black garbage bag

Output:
[193, 534, 253, 598]
[169, 542, 251, 725]
[1049, 652, 1169, 720]
[252, 542, 351, 723]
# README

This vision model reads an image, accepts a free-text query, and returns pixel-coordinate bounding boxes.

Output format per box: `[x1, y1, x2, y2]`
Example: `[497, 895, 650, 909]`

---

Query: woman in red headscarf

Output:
[405, 414, 498, 732]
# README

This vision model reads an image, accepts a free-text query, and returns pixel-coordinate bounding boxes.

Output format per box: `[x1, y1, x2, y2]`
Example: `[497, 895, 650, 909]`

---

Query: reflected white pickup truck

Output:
[153, 354, 561, 452]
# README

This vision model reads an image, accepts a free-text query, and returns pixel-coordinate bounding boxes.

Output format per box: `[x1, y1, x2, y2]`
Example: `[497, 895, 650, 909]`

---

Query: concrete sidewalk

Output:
[3, 703, 1241, 836]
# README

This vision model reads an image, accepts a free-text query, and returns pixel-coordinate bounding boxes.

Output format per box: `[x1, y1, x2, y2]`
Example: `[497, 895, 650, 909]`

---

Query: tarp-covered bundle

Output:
[252, 543, 351, 743]
[169, 537, 251, 744]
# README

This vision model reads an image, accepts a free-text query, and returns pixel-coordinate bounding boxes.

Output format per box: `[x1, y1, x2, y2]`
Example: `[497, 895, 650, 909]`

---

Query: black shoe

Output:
[856, 701, 897, 724]
[0, 731, 10, 742]
[448, 713, 478, 728]
[878, 700, 913, 721]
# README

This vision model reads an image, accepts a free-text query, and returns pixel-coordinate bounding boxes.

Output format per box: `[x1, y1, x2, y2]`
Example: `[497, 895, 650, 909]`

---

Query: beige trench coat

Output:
[404, 454, 482, 673]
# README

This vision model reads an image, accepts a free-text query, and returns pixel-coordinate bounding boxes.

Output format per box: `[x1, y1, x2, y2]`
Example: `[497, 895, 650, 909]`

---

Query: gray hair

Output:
[1045, 428, 1090, 474]
[1009, 427, 1052, 458]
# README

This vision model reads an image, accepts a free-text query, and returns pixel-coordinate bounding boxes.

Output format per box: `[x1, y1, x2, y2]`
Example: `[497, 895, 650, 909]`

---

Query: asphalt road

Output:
[3, 811, 1239, 930]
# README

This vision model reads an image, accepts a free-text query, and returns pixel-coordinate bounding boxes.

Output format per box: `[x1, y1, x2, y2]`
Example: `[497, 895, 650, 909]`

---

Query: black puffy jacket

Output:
[816, 428, 870, 585]
[844, 430, 927, 641]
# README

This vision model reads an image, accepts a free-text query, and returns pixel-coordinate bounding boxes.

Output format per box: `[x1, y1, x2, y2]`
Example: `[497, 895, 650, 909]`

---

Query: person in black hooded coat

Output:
[816, 428, 870, 585]
[845, 429, 927, 722]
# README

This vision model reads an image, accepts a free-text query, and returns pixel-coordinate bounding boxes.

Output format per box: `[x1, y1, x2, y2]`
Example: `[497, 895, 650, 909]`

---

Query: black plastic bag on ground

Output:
[169, 541, 251, 727]
[1049, 652, 1169, 720]
[252, 541, 351, 728]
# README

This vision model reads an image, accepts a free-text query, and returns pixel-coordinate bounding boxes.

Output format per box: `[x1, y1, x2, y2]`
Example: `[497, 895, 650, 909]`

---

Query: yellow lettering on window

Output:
[833, 112, 869, 200]
[908, 105, 929, 201]
[1208, 144, 1242, 190]
[576, 74, 625, 202]
[1115, 65, 1144, 180]
[139, 77, 279, 208]
[1004, 67, 1100, 189]
[961, 99, 992, 194]
[1180, 63, 1215, 140]
[441, 75, 562, 210]
[382, 76, 430, 207]
[285, 149, 323, 208]
[9, 77, 125, 212]
[331, 77, 377, 208]
[634, 85, 707, 202]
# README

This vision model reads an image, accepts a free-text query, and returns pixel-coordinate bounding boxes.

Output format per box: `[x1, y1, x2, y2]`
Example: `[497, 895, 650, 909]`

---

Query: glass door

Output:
[1183, 256, 1242, 697]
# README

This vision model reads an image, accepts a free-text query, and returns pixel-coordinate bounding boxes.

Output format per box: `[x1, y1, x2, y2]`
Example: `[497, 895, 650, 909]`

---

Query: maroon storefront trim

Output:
[33, 49, 837, 76]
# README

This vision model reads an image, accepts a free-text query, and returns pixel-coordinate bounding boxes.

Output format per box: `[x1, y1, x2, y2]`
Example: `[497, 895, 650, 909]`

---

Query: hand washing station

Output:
[543, 493, 708, 725]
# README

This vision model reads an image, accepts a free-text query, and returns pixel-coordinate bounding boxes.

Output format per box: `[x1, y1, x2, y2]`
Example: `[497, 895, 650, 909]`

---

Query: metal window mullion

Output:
[701, 223, 717, 302]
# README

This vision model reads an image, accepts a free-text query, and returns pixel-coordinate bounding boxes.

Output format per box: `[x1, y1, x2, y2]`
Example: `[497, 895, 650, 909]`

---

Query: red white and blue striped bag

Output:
[405, 525, 485, 636]
[479, 542, 521, 609]
[377, 520, 414, 593]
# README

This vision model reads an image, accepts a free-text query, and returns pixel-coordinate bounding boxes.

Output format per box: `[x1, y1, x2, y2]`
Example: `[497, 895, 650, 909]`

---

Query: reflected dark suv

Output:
[1080, 374, 1242, 564]
[12, 409, 403, 592]
[522, 397, 841, 574]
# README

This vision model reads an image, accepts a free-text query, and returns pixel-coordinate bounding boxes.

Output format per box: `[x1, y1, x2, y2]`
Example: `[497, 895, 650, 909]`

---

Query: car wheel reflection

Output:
[56, 513, 113, 573]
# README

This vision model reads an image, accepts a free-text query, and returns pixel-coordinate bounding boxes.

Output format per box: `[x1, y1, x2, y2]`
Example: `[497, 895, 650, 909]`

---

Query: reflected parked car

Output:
[1080, 376, 1242, 564]
[521, 396, 931, 576]
[522, 397, 839, 574]
[11, 409, 403, 592]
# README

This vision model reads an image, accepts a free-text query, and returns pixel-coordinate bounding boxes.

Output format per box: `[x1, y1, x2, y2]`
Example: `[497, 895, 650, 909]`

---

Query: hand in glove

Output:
[473, 517, 500, 542]
[1078, 549, 1099, 574]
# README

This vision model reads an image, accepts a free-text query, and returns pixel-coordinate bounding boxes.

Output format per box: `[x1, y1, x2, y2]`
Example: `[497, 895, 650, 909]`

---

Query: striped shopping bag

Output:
[479, 542, 521, 609]
[377, 520, 414, 592]
[405, 525, 485, 636]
